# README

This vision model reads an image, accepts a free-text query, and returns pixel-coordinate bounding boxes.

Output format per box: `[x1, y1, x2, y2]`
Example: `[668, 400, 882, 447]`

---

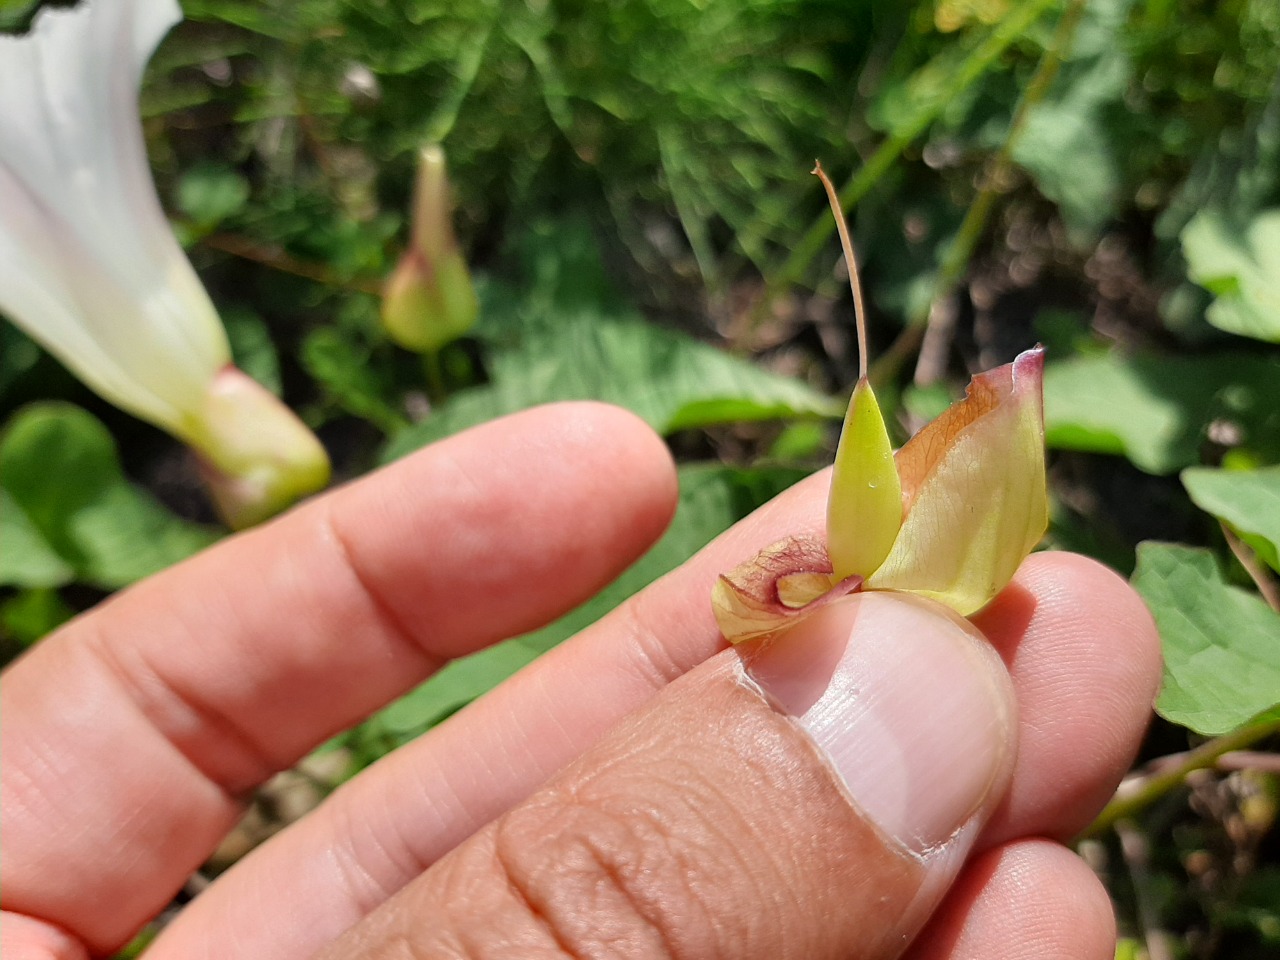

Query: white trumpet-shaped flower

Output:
[0, 0, 329, 528]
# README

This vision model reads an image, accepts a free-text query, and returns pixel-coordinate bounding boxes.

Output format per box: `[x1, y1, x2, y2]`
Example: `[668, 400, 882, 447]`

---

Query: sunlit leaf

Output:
[0, 403, 219, 590]
[1010, 0, 1133, 239]
[1182, 465, 1280, 573]
[0, 486, 73, 589]
[1044, 351, 1280, 474]
[382, 306, 841, 462]
[1133, 542, 1280, 736]
[1181, 209, 1280, 343]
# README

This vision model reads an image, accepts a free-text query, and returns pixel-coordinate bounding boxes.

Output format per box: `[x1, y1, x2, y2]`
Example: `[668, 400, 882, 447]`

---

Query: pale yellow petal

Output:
[867, 347, 1047, 614]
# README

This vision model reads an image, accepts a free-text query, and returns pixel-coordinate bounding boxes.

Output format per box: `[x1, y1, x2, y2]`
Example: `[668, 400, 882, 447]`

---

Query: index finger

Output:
[0, 402, 677, 955]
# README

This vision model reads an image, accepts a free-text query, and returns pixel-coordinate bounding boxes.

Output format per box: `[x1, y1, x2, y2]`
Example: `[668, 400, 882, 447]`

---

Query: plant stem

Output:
[760, 0, 1059, 313]
[876, 0, 1087, 384]
[423, 348, 448, 407]
[1221, 522, 1280, 612]
[1115, 819, 1176, 960]
[1079, 715, 1280, 839]
[203, 232, 385, 296]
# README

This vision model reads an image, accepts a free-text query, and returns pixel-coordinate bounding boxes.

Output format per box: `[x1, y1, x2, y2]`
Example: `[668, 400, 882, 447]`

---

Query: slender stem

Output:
[812, 161, 869, 381]
[761, 0, 1058, 308]
[1221, 522, 1280, 612]
[423, 348, 447, 407]
[1115, 819, 1176, 960]
[1215, 750, 1280, 773]
[1078, 715, 1280, 839]
[203, 232, 384, 296]
[878, 0, 1087, 375]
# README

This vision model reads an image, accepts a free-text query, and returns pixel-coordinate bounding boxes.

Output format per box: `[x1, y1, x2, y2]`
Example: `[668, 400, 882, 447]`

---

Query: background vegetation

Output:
[2, 0, 1278, 955]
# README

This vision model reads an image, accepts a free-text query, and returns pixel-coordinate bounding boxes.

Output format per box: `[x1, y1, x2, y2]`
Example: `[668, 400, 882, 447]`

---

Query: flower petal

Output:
[867, 346, 1047, 615]
[826, 378, 903, 580]
[711, 534, 863, 643]
[0, 0, 230, 432]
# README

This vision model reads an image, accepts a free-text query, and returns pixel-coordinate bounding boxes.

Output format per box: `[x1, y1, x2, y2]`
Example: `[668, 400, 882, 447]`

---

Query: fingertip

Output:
[544, 401, 680, 523]
[993, 551, 1163, 708]
[905, 839, 1116, 960]
[0, 911, 90, 960]
[972, 552, 1163, 842]
[318, 401, 678, 657]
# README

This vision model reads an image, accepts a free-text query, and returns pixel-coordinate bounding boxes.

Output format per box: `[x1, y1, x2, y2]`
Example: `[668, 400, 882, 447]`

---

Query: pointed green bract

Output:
[826, 378, 903, 579]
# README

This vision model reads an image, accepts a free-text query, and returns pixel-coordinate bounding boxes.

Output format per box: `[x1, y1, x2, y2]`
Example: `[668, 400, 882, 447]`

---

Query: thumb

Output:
[321, 592, 1018, 959]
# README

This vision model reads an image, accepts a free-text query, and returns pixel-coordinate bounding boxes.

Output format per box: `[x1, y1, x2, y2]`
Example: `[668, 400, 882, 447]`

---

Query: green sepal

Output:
[826, 378, 903, 579]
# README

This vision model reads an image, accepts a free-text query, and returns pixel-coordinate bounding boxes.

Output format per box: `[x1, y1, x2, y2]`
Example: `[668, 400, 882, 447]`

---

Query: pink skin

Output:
[0, 402, 1161, 960]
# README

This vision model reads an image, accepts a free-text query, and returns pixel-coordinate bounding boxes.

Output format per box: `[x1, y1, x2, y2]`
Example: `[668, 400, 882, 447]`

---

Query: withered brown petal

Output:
[711, 534, 863, 644]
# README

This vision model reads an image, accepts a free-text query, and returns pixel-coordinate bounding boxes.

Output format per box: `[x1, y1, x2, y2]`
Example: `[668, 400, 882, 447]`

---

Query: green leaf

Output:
[1044, 351, 1280, 474]
[379, 217, 840, 461]
[0, 486, 74, 588]
[0, 404, 220, 590]
[383, 307, 840, 461]
[1181, 209, 1280, 343]
[0, 0, 38, 32]
[1012, 53, 1128, 240]
[1010, 0, 1134, 240]
[1, 588, 74, 648]
[176, 165, 251, 233]
[1182, 465, 1280, 573]
[1132, 542, 1280, 736]
[224, 307, 282, 396]
[300, 327, 407, 435]
[0, 322, 43, 400]
[361, 463, 808, 744]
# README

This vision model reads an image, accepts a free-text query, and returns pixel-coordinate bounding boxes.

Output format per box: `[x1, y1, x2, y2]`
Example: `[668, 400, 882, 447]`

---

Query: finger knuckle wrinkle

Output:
[492, 793, 713, 959]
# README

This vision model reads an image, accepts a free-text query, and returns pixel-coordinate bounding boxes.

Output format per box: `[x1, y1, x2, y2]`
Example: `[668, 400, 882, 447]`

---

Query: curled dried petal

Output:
[711, 534, 863, 643]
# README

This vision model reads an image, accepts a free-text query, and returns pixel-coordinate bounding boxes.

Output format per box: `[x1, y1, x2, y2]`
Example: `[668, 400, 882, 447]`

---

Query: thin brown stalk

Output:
[812, 160, 870, 381]
[202, 232, 385, 296]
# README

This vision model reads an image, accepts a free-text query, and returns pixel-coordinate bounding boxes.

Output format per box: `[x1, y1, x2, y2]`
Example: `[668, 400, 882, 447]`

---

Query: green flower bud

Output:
[381, 145, 478, 354]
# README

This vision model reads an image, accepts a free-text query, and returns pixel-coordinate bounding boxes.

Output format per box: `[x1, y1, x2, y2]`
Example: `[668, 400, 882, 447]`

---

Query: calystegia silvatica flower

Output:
[713, 163, 1047, 643]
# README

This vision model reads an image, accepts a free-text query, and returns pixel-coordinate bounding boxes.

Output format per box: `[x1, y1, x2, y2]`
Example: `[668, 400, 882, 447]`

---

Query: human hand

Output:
[1, 402, 1161, 959]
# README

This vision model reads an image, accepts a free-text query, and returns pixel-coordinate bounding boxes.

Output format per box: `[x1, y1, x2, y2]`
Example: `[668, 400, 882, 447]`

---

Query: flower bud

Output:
[380, 145, 478, 353]
[183, 367, 331, 530]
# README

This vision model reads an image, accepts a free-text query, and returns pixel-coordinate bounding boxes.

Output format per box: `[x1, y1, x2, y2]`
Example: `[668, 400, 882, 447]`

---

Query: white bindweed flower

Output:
[0, 0, 329, 529]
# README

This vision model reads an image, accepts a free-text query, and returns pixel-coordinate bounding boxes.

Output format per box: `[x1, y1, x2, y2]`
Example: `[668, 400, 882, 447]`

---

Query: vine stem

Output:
[1115, 819, 1176, 960]
[753, 0, 1059, 321]
[876, 0, 1088, 384]
[1078, 715, 1280, 840]
[423, 349, 448, 407]
[203, 232, 384, 296]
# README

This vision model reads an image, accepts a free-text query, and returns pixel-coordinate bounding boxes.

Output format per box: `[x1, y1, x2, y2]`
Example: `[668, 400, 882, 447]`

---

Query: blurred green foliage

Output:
[3, 0, 1280, 955]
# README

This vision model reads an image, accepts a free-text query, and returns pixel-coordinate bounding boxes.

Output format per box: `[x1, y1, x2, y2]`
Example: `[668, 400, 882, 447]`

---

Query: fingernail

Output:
[745, 592, 1015, 854]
